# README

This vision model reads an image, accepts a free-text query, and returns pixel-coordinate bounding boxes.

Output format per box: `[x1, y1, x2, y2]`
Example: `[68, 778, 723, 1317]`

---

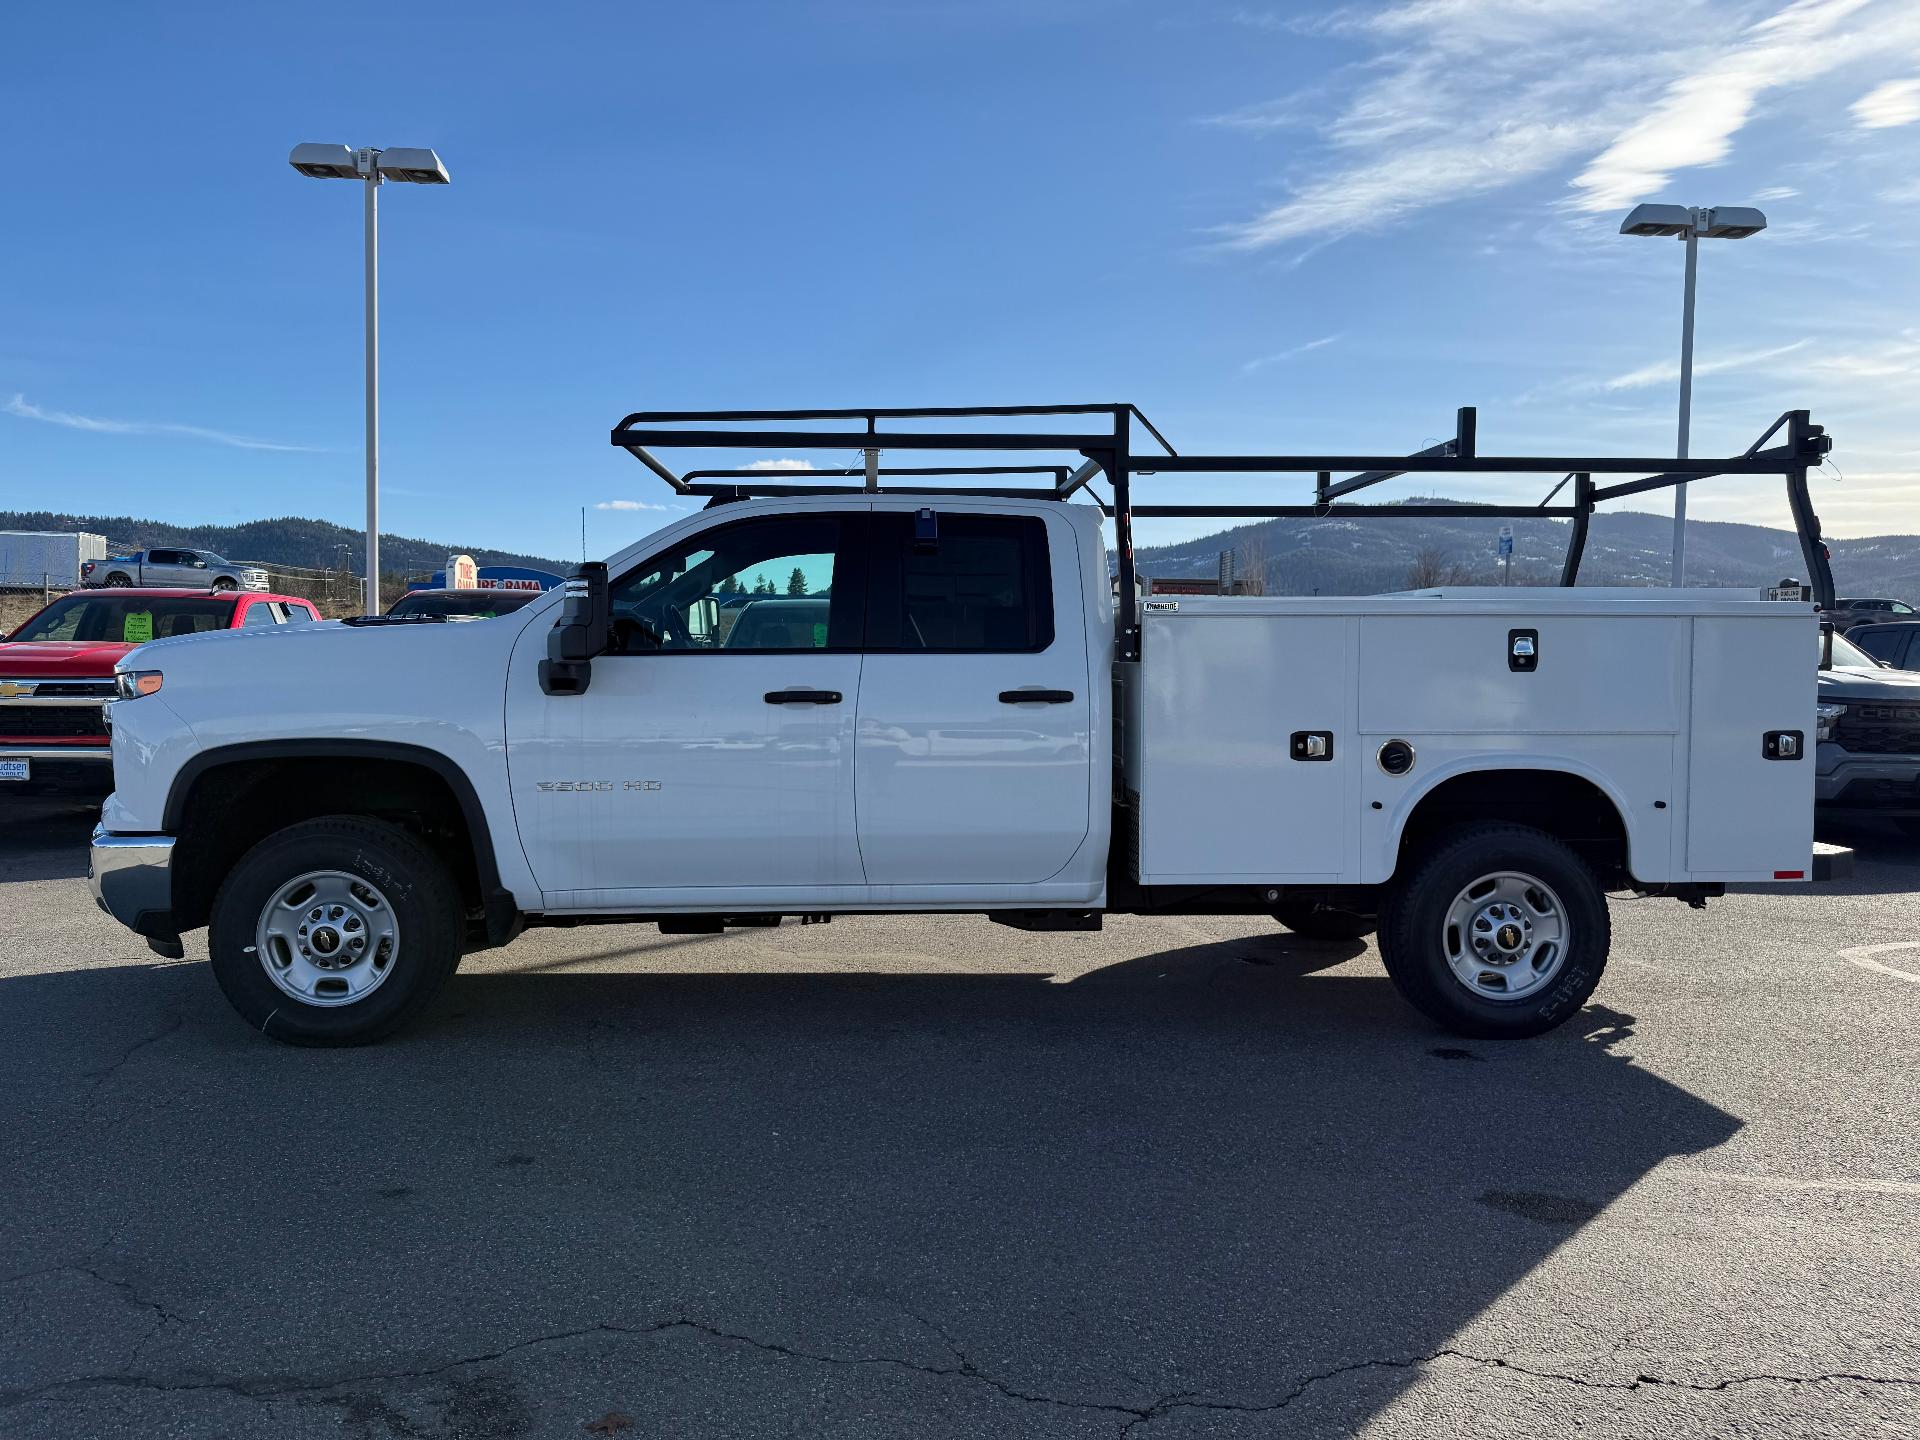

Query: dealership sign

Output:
[415, 563, 565, 593]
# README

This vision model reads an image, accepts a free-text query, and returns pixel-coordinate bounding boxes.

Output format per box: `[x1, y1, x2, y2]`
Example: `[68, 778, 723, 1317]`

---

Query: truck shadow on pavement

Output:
[0, 798, 97, 883]
[0, 930, 1744, 1439]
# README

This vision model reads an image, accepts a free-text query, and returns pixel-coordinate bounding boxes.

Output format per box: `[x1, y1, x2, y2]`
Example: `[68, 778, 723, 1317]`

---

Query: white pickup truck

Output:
[90, 403, 1849, 1045]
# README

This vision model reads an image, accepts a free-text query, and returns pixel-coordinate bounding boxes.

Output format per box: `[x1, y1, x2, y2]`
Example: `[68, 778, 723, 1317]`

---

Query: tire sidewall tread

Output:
[1380, 822, 1610, 1039]
[208, 816, 462, 1046]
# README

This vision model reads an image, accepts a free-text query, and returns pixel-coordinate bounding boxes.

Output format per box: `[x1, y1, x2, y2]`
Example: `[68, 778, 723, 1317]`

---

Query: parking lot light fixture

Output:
[288, 143, 451, 614]
[1618, 202, 1768, 587]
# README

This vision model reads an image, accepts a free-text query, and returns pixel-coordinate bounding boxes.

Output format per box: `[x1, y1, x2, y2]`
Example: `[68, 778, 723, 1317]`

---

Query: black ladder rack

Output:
[610, 402, 1836, 661]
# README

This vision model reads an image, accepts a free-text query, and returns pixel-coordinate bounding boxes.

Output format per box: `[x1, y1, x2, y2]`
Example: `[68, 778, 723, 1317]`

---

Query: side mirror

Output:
[540, 563, 610, 696]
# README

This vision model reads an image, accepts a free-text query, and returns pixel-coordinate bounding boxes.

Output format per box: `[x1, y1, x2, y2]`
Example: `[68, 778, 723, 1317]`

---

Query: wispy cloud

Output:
[744, 458, 817, 471]
[1241, 333, 1342, 373]
[595, 498, 675, 511]
[5, 392, 320, 452]
[1852, 75, 1920, 127]
[1569, 0, 1894, 211]
[1600, 339, 1812, 392]
[1807, 329, 1920, 379]
[1211, 0, 1920, 248]
[1752, 185, 1801, 201]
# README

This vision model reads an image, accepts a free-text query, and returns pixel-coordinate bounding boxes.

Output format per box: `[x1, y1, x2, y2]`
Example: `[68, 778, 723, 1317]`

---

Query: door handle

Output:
[999, 689, 1075, 704]
[764, 689, 842, 705]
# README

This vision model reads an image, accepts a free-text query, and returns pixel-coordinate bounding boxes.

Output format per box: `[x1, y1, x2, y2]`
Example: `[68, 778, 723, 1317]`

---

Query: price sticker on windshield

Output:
[122, 611, 154, 644]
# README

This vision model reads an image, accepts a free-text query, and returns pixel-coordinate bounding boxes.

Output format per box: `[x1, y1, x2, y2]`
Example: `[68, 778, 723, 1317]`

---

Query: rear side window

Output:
[240, 603, 276, 628]
[864, 513, 1053, 653]
[1855, 628, 1912, 666]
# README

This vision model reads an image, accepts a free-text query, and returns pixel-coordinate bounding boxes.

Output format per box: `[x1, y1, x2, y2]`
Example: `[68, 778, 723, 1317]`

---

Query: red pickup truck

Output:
[1, 588, 321, 795]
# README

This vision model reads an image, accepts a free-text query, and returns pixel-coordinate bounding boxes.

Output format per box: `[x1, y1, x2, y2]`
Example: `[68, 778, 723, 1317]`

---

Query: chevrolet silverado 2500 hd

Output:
[90, 402, 1849, 1045]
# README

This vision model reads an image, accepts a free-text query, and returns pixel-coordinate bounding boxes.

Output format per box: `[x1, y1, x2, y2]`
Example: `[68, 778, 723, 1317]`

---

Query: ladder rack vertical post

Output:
[1559, 474, 1592, 587]
[1109, 405, 1138, 662]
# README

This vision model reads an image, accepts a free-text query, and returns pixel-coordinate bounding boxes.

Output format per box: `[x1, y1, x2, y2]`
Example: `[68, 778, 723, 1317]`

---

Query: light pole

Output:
[1619, 203, 1767, 587]
[290, 143, 450, 614]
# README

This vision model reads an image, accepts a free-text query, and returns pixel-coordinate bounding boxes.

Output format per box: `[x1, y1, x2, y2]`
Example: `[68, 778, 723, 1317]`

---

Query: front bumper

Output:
[1815, 748, 1920, 816]
[88, 824, 178, 941]
[0, 744, 113, 795]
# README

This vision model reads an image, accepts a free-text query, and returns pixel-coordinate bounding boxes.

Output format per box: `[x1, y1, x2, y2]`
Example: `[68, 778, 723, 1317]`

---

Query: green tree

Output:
[718, 575, 742, 594]
[754, 575, 775, 595]
[786, 566, 808, 596]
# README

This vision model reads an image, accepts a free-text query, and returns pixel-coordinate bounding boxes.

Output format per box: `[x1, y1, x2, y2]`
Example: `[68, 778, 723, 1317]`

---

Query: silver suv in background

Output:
[1827, 596, 1916, 631]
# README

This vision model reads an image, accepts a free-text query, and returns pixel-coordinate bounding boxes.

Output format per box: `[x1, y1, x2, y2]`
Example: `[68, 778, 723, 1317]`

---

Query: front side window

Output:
[608, 514, 858, 653]
[865, 512, 1053, 652]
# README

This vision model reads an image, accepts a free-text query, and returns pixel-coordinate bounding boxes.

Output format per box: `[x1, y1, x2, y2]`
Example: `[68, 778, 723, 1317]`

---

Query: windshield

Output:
[387, 589, 541, 618]
[1822, 630, 1879, 670]
[9, 594, 235, 644]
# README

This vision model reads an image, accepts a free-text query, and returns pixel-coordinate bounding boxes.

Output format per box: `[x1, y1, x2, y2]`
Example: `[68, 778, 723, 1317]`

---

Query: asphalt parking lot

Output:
[2, 801, 1916, 1439]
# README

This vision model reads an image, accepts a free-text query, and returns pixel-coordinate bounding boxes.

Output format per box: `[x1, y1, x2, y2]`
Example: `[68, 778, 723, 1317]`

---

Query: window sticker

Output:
[812, 623, 827, 647]
[122, 611, 154, 644]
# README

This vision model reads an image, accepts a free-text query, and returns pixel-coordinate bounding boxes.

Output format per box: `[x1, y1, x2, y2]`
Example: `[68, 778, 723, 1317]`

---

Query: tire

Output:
[1377, 823, 1610, 1039]
[1896, 817, 1920, 840]
[210, 576, 237, 592]
[1271, 901, 1376, 941]
[208, 816, 463, 1046]
[105, 572, 132, 587]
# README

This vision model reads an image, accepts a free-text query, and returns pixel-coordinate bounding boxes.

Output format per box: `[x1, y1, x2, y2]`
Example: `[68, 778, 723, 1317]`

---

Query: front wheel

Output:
[1378, 824, 1610, 1039]
[210, 576, 237, 592]
[208, 817, 463, 1045]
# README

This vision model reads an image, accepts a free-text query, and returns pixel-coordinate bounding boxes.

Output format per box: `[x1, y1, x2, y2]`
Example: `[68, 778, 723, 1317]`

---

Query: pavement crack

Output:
[85, 1013, 185, 1091]
[3, 1322, 1912, 1423]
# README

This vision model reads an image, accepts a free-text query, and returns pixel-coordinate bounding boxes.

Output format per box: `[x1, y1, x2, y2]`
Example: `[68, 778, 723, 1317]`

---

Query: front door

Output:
[853, 507, 1093, 887]
[506, 510, 868, 904]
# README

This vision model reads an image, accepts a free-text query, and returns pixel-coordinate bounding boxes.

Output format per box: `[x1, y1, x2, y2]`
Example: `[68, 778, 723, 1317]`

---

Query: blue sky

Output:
[3, 0, 1917, 565]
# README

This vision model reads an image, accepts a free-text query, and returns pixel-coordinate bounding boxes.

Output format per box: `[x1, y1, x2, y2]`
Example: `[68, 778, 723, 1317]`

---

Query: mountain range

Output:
[1135, 502, 1920, 599]
[0, 510, 565, 579]
[4, 503, 1915, 601]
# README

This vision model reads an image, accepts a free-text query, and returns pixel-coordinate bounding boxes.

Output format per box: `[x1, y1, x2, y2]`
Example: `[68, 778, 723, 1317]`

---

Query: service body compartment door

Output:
[1136, 614, 1353, 882]
[854, 509, 1091, 886]
[1685, 615, 1815, 877]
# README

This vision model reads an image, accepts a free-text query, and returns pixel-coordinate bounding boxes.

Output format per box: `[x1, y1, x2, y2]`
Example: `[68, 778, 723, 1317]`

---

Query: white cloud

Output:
[1807, 330, 1920, 379]
[744, 458, 817, 471]
[1752, 185, 1800, 200]
[1569, 0, 1889, 212]
[4, 392, 319, 452]
[1242, 333, 1342, 373]
[1852, 75, 1920, 127]
[594, 499, 673, 511]
[1600, 339, 1812, 392]
[1211, 0, 1920, 248]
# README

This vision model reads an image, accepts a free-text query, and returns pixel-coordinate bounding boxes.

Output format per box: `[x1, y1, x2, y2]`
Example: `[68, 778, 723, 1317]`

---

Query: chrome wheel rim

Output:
[254, 870, 400, 1007]
[1440, 870, 1569, 1002]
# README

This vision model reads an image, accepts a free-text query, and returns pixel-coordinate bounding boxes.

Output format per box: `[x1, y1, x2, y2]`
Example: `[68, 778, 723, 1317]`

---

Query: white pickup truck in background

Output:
[89, 402, 1849, 1045]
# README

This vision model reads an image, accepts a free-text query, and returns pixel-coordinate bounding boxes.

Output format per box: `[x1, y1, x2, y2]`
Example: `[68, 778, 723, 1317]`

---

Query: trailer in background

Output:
[0, 532, 109, 592]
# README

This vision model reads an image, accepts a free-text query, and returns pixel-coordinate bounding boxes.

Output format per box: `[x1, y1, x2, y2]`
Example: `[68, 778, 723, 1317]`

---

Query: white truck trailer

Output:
[89, 402, 1850, 1046]
[0, 530, 108, 591]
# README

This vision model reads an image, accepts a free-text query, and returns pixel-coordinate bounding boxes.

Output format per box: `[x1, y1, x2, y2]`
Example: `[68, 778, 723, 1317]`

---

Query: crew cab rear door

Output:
[853, 506, 1092, 887]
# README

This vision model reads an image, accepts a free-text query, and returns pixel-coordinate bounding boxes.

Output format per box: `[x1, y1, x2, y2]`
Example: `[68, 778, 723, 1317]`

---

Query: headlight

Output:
[1815, 702, 1846, 741]
[115, 670, 164, 700]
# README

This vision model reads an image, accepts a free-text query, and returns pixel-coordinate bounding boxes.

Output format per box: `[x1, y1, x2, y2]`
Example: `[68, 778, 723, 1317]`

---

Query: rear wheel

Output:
[1378, 824, 1609, 1039]
[104, 572, 131, 587]
[1270, 901, 1375, 941]
[208, 817, 463, 1046]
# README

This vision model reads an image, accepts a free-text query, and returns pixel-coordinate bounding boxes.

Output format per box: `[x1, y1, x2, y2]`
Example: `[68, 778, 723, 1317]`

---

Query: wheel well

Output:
[1395, 769, 1630, 886]
[170, 756, 494, 938]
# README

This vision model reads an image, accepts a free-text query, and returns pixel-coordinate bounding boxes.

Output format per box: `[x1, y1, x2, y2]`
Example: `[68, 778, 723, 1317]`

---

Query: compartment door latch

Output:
[1290, 731, 1334, 761]
[1508, 629, 1539, 672]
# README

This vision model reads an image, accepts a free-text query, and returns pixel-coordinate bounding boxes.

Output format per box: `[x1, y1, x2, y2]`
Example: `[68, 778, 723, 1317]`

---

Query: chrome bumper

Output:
[89, 824, 177, 939]
[0, 745, 113, 762]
